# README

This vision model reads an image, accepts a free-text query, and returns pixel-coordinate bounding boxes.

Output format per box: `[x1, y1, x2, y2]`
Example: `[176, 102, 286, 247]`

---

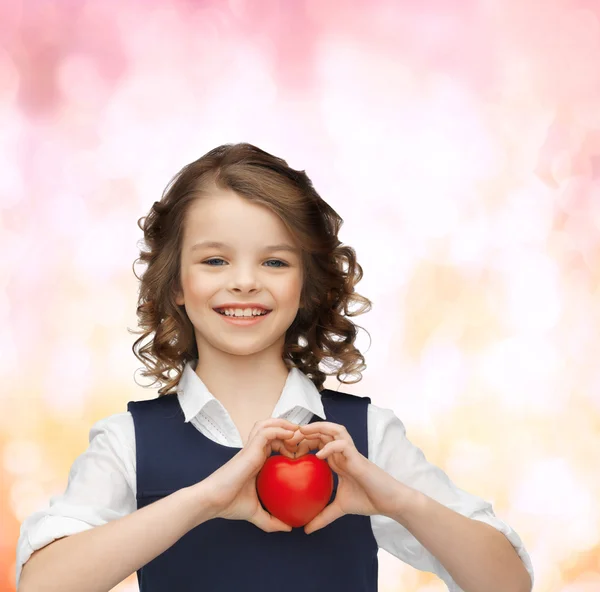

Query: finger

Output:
[299, 422, 346, 438]
[261, 418, 300, 431]
[280, 431, 303, 454]
[295, 432, 333, 443]
[281, 429, 317, 447]
[296, 434, 332, 457]
[315, 439, 347, 460]
[281, 428, 321, 454]
[271, 439, 297, 459]
[304, 501, 344, 535]
[254, 508, 293, 533]
[285, 429, 305, 447]
[256, 427, 296, 446]
[248, 419, 298, 442]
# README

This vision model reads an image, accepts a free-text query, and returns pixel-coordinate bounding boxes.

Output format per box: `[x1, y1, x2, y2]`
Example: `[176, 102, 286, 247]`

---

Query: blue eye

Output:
[265, 260, 288, 268]
[203, 258, 226, 266]
[202, 258, 288, 268]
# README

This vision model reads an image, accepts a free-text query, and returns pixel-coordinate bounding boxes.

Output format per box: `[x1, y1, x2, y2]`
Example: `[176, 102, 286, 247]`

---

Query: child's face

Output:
[175, 188, 304, 361]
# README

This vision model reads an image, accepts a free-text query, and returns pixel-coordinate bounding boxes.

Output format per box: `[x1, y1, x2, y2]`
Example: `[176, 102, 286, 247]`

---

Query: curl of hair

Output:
[128, 143, 373, 396]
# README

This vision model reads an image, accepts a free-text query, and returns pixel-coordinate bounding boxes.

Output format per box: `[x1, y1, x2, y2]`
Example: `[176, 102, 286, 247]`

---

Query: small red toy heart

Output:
[256, 453, 334, 528]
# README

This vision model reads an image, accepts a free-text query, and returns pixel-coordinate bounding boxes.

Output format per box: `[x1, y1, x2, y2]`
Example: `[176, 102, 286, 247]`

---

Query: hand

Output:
[203, 418, 300, 532]
[295, 421, 406, 534]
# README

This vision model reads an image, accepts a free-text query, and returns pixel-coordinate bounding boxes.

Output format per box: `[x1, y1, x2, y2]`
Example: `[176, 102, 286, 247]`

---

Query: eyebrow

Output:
[190, 241, 299, 254]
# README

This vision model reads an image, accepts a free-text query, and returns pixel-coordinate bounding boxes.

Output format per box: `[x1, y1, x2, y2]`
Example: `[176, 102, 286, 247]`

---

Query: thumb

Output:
[252, 506, 293, 533]
[270, 439, 297, 459]
[304, 501, 344, 535]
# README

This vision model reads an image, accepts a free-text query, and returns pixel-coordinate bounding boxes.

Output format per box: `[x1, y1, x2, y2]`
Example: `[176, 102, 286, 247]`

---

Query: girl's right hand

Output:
[202, 418, 301, 532]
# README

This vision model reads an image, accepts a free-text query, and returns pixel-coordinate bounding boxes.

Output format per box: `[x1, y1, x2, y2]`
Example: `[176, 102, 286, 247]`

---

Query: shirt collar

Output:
[176, 359, 326, 423]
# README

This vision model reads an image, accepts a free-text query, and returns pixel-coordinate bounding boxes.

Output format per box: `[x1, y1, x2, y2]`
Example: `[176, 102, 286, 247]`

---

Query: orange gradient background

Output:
[2, 1, 600, 590]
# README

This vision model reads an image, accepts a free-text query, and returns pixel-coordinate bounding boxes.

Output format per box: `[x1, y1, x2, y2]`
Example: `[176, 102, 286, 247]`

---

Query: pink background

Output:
[2, 1, 600, 590]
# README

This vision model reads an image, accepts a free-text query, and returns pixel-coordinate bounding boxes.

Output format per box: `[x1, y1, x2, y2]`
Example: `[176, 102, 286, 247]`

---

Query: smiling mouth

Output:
[214, 309, 272, 318]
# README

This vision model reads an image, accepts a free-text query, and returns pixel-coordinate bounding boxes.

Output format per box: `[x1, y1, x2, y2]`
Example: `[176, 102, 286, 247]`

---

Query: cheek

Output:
[277, 275, 303, 304]
[182, 272, 214, 303]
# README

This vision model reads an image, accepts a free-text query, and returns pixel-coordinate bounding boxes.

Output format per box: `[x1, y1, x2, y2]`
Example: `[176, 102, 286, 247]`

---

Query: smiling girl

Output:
[16, 143, 534, 592]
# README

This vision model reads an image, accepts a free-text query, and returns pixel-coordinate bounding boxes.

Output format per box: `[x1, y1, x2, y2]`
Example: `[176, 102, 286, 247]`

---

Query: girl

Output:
[16, 143, 534, 592]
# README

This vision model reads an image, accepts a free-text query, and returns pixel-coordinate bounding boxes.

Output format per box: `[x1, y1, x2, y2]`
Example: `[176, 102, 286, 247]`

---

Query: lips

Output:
[213, 303, 272, 311]
[213, 304, 272, 315]
[214, 309, 271, 317]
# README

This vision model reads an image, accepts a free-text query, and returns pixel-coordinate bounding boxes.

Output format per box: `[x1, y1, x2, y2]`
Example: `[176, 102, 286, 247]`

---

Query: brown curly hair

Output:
[128, 143, 372, 396]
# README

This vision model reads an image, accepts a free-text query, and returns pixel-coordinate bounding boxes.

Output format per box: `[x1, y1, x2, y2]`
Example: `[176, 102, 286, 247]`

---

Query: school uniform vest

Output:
[127, 389, 379, 592]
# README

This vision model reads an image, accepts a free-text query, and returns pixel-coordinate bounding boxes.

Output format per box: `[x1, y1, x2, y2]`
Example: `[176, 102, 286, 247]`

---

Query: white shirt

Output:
[16, 361, 534, 590]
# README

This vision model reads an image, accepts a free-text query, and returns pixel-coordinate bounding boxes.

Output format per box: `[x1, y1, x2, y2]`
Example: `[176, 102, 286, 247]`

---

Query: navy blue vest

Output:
[127, 388, 379, 591]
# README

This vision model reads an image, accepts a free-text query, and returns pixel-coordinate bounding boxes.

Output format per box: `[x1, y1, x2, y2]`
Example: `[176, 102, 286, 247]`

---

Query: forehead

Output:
[183, 190, 297, 248]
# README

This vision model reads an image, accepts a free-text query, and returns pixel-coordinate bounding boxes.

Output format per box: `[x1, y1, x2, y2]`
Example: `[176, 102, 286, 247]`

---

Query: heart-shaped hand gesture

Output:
[256, 452, 334, 528]
[284, 421, 406, 534]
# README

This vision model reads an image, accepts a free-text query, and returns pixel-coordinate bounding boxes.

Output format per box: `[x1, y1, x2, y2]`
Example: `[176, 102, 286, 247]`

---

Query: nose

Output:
[228, 264, 262, 293]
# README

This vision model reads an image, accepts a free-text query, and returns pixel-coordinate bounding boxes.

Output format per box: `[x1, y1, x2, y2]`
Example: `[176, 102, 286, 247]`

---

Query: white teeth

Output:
[218, 307, 269, 317]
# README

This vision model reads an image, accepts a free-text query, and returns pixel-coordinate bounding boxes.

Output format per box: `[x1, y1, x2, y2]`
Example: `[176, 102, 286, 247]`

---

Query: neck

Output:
[193, 347, 291, 416]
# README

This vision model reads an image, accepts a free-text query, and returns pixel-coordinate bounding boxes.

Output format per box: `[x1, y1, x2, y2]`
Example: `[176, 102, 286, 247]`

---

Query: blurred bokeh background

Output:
[2, 0, 600, 590]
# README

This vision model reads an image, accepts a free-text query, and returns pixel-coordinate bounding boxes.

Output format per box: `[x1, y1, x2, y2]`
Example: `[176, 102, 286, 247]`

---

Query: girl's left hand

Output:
[286, 421, 409, 534]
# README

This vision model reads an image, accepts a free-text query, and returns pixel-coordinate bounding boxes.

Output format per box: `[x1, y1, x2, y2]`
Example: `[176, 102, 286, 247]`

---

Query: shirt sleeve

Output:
[15, 412, 137, 588]
[367, 404, 534, 592]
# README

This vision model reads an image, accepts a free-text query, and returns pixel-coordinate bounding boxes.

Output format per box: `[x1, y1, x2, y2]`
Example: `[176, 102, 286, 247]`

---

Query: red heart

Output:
[256, 453, 334, 527]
